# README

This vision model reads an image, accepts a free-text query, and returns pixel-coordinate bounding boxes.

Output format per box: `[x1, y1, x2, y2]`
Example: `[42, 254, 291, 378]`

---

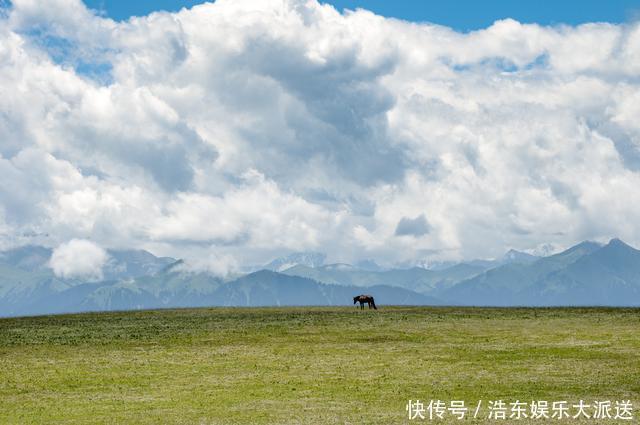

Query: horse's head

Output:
[353, 296, 359, 304]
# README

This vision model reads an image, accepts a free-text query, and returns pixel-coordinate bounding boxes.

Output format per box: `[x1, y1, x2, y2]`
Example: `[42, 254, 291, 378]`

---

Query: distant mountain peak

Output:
[607, 238, 631, 248]
[102, 249, 176, 280]
[501, 249, 538, 264]
[264, 252, 326, 272]
[246, 269, 278, 279]
[573, 240, 602, 249]
[545, 240, 601, 261]
[598, 238, 640, 256]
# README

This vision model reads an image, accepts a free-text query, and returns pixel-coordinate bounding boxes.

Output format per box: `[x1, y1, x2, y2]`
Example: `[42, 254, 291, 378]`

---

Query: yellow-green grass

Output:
[0, 307, 639, 424]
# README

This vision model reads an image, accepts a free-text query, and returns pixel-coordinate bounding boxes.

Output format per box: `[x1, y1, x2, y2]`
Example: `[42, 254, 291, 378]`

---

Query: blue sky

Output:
[83, 0, 640, 30]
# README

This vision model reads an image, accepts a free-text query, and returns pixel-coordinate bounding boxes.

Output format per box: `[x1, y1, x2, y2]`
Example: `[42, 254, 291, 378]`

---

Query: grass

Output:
[0, 307, 639, 424]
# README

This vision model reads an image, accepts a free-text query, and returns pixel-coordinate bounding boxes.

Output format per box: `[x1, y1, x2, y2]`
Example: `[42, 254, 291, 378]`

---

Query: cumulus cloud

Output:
[49, 239, 109, 280]
[1, 0, 640, 266]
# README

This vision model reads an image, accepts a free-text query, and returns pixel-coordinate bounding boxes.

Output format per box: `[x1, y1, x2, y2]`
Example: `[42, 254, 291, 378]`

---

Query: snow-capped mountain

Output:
[262, 252, 327, 272]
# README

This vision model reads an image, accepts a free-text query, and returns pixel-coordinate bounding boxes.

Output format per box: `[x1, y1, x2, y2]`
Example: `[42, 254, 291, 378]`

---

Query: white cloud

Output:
[172, 252, 239, 277]
[49, 239, 109, 280]
[1, 0, 640, 266]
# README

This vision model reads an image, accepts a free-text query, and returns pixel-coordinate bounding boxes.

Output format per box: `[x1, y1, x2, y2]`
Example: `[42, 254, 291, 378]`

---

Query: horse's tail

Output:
[371, 298, 377, 309]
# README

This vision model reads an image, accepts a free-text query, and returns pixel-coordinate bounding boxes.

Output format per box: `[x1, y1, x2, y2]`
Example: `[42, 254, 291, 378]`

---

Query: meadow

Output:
[0, 307, 638, 424]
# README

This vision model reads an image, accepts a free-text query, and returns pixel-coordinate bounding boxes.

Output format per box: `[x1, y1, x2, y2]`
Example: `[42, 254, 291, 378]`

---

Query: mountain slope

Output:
[103, 250, 176, 280]
[0, 246, 53, 271]
[131, 261, 225, 307]
[523, 239, 640, 306]
[209, 270, 441, 307]
[281, 263, 486, 294]
[442, 241, 602, 305]
[441, 240, 640, 306]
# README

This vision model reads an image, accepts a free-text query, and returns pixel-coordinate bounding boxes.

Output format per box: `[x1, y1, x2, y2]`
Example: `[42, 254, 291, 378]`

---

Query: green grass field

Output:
[1, 307, 639, 424]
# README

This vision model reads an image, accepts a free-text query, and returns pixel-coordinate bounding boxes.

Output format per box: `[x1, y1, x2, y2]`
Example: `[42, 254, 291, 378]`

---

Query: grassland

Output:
[0, 307, 639, 424]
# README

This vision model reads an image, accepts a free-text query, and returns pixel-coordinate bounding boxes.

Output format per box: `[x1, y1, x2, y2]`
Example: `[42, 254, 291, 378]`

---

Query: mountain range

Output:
[1, 238, 640, 317]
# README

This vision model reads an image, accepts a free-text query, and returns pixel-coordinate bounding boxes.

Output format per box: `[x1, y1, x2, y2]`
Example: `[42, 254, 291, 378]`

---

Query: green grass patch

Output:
[0, 307, 638, 424]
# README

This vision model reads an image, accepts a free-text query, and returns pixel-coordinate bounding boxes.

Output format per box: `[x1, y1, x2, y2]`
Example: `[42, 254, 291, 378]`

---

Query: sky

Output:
[2, 0, 640, 275]
[82, 0, 640, 30]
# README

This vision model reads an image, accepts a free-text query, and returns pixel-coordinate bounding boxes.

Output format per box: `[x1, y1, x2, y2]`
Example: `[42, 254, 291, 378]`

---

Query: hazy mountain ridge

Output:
[262, 252, 327, 272]
[1, 239, 640, 316]
[440, 240, 640, 306]
[280, 263, 486, 294]
[519, 239, 640, 306]
[210, 270, 440, 307]
[0, 245, 176, 279]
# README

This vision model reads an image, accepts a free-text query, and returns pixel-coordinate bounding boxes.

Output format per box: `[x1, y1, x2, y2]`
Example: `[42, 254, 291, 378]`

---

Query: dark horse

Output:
[353, 295, 377, 310]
